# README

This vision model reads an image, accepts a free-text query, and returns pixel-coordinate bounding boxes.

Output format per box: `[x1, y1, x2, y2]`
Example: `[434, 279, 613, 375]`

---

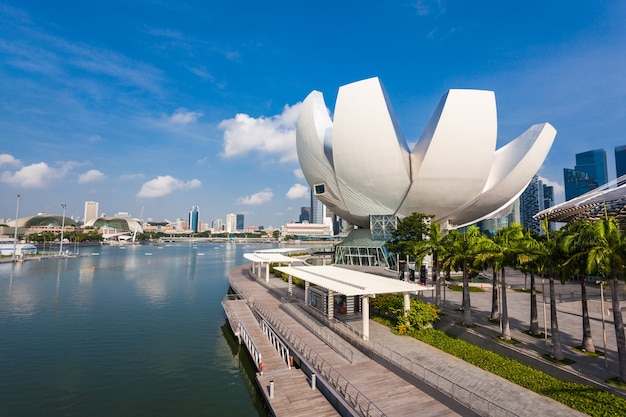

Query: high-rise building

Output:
[564, 149, 608, 200]
[84, 201, 99, 225]
[299, 206, 311, 223]
[311, 190, 326, 224]
[225, 213, 237, 234]
[236, 214, 244, 232]
[212, 218, 223, 231]
[615, 145, 626, 185]
[520, 175, 544, 233]
[188, 206, 199, 232]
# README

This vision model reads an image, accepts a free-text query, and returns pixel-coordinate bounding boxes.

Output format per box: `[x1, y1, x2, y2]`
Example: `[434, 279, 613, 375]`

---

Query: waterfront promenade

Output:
[226, 264, 587, 417]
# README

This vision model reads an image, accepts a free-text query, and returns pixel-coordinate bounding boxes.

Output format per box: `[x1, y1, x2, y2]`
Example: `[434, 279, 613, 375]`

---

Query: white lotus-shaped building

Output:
[296, 77, 556, 230]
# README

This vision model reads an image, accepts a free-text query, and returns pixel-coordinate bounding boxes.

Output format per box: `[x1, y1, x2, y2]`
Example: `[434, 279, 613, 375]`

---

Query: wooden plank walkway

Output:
[228, 265, 463, 417]
[222, 298, 340, 416]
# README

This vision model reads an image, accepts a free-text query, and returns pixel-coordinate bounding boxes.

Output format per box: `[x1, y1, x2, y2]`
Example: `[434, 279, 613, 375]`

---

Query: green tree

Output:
[442, 226, 485, 326]
[562, 220, 598, 352]
[585, 218, 626, 380]
[387, 213, 432, 260]
[411, 221, 446, 305]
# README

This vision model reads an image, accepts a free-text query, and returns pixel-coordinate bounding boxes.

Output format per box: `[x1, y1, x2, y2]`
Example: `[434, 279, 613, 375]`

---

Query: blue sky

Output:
[1, 1, 625, 228]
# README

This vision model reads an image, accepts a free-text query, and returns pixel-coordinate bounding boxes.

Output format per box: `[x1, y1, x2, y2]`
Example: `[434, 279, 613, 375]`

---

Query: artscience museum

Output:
[296, 77, 556, 266]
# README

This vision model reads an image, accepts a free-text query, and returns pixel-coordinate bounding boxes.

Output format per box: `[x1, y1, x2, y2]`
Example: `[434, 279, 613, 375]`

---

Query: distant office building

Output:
[615, 145, 626, 185]
[225, 213, 237, 233]
[564, 149, 607, 200]
[83, 201, 99, 225]
[212, 218, 223, 232]
[543, 184, 554, 210]
[236, 214, 244, 232]
[114, 211, 131, 218]
[311, 190, 326, 224]
[188, 206, 199, 232]
[519, 175, 544, 233]
[299, 206, 311, 223]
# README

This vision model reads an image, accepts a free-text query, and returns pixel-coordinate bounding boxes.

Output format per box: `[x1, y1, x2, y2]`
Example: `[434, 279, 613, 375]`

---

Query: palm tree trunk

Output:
[581, 277, 595, 352]
[529, 271, 540, 335]
[501, 267, 511, 340]
[463, 260, 473, 325]
[434, 254, 441, 306]
[611, 276, 626, 381]
[550, 271, 564, 361]
[490, 267, 499, 320]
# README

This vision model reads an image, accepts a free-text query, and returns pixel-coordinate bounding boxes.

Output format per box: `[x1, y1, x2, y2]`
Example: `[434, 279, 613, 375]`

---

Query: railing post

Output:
[311, 373, 316, 390]
[269, 380, 274, 399]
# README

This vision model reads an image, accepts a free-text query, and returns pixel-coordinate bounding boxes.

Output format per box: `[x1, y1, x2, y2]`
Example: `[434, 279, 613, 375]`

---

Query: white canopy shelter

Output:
[274, 265, 433, 340]
[243, 252, 305, 283]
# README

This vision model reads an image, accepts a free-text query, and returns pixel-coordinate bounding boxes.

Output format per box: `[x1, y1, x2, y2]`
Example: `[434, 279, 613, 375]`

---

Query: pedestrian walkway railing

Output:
[238, 321, 263, 373]
[280, 301, 355, 363]
[322, 313, 518, 417]
[251, 299, 387, 417]
[260, 319, 291, 370]
[221, 299, 241, 336]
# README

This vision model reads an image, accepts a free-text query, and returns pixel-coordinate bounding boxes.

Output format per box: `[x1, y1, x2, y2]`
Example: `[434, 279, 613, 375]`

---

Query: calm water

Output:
[0, 243, 271, 417]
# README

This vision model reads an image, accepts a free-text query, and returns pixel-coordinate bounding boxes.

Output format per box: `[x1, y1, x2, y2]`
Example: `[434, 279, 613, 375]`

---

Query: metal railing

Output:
[238, 321, 263, 373]
[260, 319, 291, 370]
[251, 299, 387, 417]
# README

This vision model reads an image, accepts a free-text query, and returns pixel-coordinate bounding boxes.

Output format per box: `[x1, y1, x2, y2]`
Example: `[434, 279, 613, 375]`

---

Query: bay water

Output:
[0, 242, 271, 417]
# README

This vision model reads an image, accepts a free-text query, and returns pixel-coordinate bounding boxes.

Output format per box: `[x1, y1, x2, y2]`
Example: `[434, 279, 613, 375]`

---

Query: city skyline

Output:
[1, 2, 626, 227]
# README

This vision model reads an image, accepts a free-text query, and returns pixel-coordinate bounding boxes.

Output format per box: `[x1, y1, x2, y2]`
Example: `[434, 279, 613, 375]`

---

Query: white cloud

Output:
[169, 108, 203, 124]
[219, 103, 301, 163]
[0, 153, 21, 167]
[137, 175, 201, 198]
[1, 161, 68, 188]
[286, 184, 309, 199]
[293, 168, 305, 179]
[237, 188, 273, 205]
[78, 169, 105, 184]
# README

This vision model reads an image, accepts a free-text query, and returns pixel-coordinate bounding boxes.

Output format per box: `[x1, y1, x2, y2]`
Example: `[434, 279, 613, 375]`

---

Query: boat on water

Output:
[0, 238, 38, 256]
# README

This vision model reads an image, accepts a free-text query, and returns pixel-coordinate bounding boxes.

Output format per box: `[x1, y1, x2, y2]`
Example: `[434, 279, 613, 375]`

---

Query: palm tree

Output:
[442, 226, 485, 325]
[518, 231, 542, 336]
[562, 220, 598, 353]
[586, 217, 626, 381]
[542, 229, 567, 361]
[412, 221, 446, 305]
[480, 223, 525, 340]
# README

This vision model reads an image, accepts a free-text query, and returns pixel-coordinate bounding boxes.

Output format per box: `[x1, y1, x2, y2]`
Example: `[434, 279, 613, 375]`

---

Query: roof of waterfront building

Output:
[274, 265, 432, 296]
[535, 175, 626, 224]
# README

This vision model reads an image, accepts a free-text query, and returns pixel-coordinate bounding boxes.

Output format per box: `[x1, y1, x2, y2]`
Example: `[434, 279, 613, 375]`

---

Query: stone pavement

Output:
[251, 264, 590, 416]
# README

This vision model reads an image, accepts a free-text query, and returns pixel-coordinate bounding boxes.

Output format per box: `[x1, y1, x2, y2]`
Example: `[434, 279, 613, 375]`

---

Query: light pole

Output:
[599, 280, 608, 370]
[12, 194, 20, 262]
[59, 203, 66, 256]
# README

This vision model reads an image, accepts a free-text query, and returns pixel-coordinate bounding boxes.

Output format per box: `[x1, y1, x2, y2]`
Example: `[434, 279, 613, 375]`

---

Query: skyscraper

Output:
[212, 218, 223, 231]
[225, 213, 237, 233]
[83, 201, 99, 225]
[311, 190, 326, 224]
[236, 214, 244, 232]
[188, 206, 199, 232]
[564, 149, 608, 200]
[520, 175, 544, 233]
[615, 145, 626, 185]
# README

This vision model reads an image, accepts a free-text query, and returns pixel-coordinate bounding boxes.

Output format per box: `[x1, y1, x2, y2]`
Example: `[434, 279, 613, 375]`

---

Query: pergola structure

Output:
[274, 265, 433, 340]
[243, 252, 306, 283]
[535, 176, 626, 225]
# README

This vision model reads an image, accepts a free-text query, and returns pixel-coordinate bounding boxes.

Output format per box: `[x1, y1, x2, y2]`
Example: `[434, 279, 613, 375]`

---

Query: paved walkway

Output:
[237, 264, 588, 416]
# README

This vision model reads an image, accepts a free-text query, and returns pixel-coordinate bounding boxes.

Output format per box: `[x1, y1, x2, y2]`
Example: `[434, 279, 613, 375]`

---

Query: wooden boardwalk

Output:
[222, 298, 340, 416]
[226, 265, 463, 417]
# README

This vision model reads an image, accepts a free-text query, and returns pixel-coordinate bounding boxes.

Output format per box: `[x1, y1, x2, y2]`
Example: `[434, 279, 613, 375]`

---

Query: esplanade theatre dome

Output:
[85, 217, 143, 233]
[9, 214, 78, 228]
[296, 77, 556, 230]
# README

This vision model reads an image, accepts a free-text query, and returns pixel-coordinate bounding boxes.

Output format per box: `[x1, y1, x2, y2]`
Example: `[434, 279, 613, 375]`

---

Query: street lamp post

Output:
[59, 204, 66, 256]
[599, 280, 608, 370]
[12, 194, 20, 262]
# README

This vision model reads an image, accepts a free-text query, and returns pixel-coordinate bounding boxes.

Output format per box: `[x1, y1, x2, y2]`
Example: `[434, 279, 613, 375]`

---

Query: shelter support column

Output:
[362, 296, 370, 341]
[328, 290, 334, 320]
[404, 293, 410, 317]
[265, 262, 270, 284]
[288, 275, 293, 296]
[305, 281, 310, 306]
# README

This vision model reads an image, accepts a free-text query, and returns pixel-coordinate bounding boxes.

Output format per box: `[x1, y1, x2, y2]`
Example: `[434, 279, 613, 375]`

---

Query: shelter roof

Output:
[243, 252, 304, 264]
[274, 265, 432, 296]
[535, 176, 626, 224]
